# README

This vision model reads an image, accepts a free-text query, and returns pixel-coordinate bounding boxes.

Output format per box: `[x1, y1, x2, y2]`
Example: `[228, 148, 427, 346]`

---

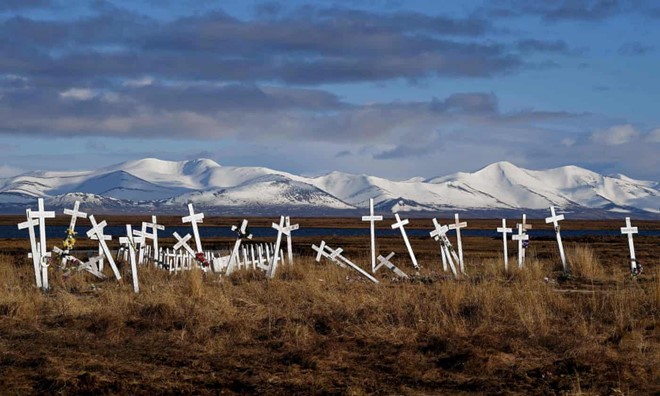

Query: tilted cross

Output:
[285, 216, 299, 266]
[182, 203, 204, 253]
[321, 243, 379, 284]
[266, 216, 287, 278]
[512, 223, 529, 269]
[63, 201, 87, 232]
[448, 213, 467, 274]
[375, 252, 409, 279]
[391, 213, 419, 269]
[18, 208, 42, 288]
[173, 232, 196, 258]
[430, 218, 459, 277]
[146, 215, 165, 260]
[227, 219, 253, 275]
[620, 217, 639, 274]
[86, 215, 121, 280]
[545, 206, 567, 273]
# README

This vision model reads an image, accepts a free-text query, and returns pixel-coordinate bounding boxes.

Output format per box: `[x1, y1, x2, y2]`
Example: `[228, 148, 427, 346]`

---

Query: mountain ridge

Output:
[0, 159, 657, 218]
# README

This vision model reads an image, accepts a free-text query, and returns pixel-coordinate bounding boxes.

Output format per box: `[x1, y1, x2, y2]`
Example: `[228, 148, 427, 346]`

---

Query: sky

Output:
[0, 0, 658, 180]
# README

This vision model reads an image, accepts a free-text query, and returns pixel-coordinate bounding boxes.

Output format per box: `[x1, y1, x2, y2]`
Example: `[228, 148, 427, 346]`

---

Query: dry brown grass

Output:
[0, 245, 657, 395]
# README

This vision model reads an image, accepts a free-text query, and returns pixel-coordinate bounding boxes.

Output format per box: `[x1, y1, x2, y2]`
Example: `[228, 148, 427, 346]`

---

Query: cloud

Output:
[60, 88, 96, 100]
[589, 124, 640, 145]
[618, 41, 653, 56]
[334, 150, 351, 158]
[484, 0, 631, 21]
[516, 39, 572, 54]
[647, 128, 660, 143]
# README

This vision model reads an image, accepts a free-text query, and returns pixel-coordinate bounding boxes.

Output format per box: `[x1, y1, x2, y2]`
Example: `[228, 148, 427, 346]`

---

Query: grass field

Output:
[0, 224, 658, 395]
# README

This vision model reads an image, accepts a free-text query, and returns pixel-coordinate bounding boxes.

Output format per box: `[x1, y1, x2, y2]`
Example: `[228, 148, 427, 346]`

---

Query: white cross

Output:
[375, 252, 408, 279]
[266, 216, 287, 278]
[173, 232, 196, 258]
[312, 240, 330, 262]
[119, 224, 139, 293]
[545, 206, 567, 273]
[285, 216, 299, 266]
[322, 243, 379, 284]
[430, 218, 459, 277]
[227, 219, 253, 275]
[361, 198, 383, 273]
[145, 215, 165, 261]
[448, 213, 467, 274]
[29, 199, 55, 290]
[497, 219, 513, 272]
[391, 213, 419, 269]
[512, 223, 529, 269]
[133, 222, 149, 265]
[182, 203, 204, 253]
[89, 225, 112, 272]
[63, 201, 87, 233]
[620, 217, 639, 274]
[86, 215, 121, 280]
[18, 209, 42, 288]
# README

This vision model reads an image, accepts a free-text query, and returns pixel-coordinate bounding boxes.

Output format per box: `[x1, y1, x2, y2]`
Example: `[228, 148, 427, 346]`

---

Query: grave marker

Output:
[266, 216, 287, 278]
[497, 219, 513, 272]
[430, 218, 459, 277]
[361, 198, 383, 273]
[285, 216, 299, 266]
[119, 224, 139, 293]
[391, 213, 419, 269]
[512, 224, 529, 269]
[448, 213, 467, 274]
[545, 206, 568, 273]
[375, 252, 409, 279]
[620, 217, 640, 275]
[227, 219, 253, 275]
[182, 203, 204, 253]
[29, 198, 55, 290]
[146, 215, 165, 261]
[86, 215, 121, 281]
[18, 209, 42, 288]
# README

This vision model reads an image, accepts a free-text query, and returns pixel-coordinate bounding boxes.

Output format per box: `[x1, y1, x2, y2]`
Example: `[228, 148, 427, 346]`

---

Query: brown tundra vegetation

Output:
[0, 231, 657, 395]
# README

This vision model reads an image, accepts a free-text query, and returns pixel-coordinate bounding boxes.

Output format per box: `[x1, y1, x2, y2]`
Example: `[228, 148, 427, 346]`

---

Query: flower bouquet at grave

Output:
[195, 252, 209, 268]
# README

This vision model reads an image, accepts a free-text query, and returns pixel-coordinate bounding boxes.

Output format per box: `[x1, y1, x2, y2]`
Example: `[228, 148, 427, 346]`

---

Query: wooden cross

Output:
[375, 252, 409, 279]
[515, 214, 532, 267]
[119, 224, 139, 293]
[86, 215, 121, 280]
[322, 243, 379, 284]
[29, 199, 55, 290]
[132, 222, 149, 265]
[285, 216, 299, 266]
[266, 216, 287, 278]
[227, 219, 253, 275]
[512, 223, 529, 269]
[430, 218, 459, 277]
[89, 226, 112, 272]
[361, 198, 383, 273]
[497, 219, 513, 272]
[620, 217, 639, 274]
[63, 201, 87, 233]
[545, 206, 567, 273]
[173, 232, 196, 258]
[145, 215, 165, 261]
[182, 203, 204, 253]
[18, 209, 42, 288]
[448, 213, 467, 274]
[312, 240, 330, 262]
[391, 213, 419, 269]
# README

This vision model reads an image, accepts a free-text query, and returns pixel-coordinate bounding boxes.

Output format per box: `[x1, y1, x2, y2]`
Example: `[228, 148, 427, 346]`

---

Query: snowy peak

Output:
[0, 159, 657, 216]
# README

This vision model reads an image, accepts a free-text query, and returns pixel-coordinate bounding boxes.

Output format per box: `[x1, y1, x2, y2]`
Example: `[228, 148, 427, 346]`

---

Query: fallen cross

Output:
[312, 241, 378, 283]
[375, 252, 409, 279]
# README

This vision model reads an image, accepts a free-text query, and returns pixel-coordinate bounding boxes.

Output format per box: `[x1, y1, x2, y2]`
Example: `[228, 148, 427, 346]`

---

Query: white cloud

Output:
[123, 77, 154, 88]
[589, 124, 640, 145]
[647, 128, 660, 143]
[561, 137, 575, 147]
[59, 88, 96, 101]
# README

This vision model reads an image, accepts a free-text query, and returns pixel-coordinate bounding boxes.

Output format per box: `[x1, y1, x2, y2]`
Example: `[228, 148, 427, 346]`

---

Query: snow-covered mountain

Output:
[0, 158, 657, 217]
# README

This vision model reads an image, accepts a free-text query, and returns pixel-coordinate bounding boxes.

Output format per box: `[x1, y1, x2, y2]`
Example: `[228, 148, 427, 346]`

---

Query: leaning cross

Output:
[497, 219, 513, 272]
[375, 252, 409, 279]
[361, 198, 383, 273]
[266, 216, 287, 278]
[391, 213, 419, 269]
[173, 232, 196, 258]
[545, 206, 567, 273]
[319, 243, 379, 284]
[430, 218, 459, 277]
[182, 203, 204, 253]
[86, 215, 121, 280]
[119, 224, 139, 293]
[448, 213, 467, 274]
[227, 219, 253, 275]
[145, 215, 165, 261]
[63, 201, 87, 234]
[18, 209, 42, 288]
[285, 216, 299, 266]
[29, 198, 55, 290]
[620, 217, 639, 274]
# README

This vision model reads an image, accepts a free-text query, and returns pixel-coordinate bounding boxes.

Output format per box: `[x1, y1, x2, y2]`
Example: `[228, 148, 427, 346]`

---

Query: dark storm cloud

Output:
[0, 3, 522, 87]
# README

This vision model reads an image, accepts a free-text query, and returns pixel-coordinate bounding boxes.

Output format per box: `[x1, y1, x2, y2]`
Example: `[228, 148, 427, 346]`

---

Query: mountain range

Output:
[0, 158, 658, 218]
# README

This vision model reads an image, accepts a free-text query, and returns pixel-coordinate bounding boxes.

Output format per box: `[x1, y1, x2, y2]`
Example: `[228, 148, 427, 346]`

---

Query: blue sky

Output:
[0, 0, 658, 180]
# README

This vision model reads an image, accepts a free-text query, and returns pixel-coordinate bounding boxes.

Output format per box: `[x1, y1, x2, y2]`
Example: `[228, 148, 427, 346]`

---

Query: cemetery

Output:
[0, 199, 657, 394]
